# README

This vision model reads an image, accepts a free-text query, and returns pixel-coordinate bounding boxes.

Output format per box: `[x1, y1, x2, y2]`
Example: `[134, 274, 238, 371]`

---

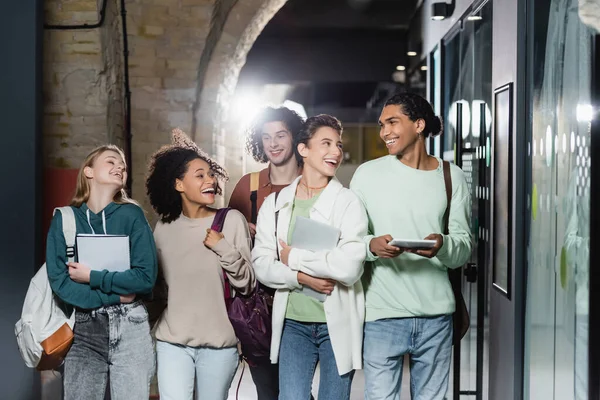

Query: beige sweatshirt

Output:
[152, 209, 255, 348]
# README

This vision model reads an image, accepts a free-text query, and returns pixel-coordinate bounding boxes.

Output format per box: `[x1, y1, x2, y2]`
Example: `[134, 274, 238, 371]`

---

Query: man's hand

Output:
[248, 223, 257, 238]
[297, 272, 336, 295]
[204, 229, 224, 249]
[410, 234, 444, 258]
[67, 262, 91, 284]
[370, 235, 403, 258]
[279, 240, 291, 265]
[120, 294, 135, 303]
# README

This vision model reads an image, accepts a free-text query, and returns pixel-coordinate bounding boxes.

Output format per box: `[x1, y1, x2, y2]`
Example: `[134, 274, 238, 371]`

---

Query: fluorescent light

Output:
[407, 51, 418, 57]
[576, 104, 594, 122]
[467, 15, 482, 21]
[431, 15, 446, 20]
[420, 66, 428, 71]
[396, 65, 406, 71]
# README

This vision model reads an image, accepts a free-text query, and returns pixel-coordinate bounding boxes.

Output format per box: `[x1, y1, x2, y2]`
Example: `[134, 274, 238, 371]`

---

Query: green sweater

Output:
[46, 202, 157, 310]
[350, 156, 472, 321]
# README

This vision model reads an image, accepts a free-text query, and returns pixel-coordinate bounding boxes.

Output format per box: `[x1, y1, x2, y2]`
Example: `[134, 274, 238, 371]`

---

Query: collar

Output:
[261, 163, 303, 188]
[275, 176, 344, 220]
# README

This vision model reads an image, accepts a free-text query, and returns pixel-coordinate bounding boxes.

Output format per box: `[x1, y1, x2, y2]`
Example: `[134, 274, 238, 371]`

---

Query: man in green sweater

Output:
[350, 93, 472, 400]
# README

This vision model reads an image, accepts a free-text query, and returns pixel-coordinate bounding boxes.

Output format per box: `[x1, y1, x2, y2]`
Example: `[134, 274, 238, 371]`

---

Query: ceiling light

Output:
[396, 65, 406, 71]
[468, 15, 483, 21]
[420, 66, 428, 71]
[431, 2, 452, 21]
[407, 51, 418, 57]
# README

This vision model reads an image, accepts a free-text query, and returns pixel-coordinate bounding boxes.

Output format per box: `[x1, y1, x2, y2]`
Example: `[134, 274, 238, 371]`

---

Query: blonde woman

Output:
[46, 145, 157, 400]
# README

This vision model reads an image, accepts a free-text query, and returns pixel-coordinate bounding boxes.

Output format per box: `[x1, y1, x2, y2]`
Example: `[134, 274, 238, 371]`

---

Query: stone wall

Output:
[43, 0, 287, 221]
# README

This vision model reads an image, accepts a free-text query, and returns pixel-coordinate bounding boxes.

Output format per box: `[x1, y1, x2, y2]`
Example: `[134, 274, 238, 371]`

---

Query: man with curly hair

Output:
[228, 106, 304, 400]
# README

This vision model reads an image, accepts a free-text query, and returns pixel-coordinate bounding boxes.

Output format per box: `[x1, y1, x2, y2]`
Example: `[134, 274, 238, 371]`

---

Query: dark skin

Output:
[370, 104, 444, 259]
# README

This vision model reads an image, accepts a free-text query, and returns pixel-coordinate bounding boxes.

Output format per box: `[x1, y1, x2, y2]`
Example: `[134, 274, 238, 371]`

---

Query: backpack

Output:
[212, 208, 272, 365]
[15, 206, 76, 370]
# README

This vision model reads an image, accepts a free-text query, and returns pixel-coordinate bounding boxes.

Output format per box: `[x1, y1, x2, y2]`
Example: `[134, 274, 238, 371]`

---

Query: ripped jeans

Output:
[63, 301, 155, 400]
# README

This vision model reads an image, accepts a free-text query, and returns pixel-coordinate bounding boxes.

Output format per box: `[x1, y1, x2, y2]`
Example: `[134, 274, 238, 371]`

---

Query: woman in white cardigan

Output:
[252, 114, 368, 399]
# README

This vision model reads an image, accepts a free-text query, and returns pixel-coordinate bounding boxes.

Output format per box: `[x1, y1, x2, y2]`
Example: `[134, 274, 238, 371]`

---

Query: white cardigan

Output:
[251, 176, 368, 375]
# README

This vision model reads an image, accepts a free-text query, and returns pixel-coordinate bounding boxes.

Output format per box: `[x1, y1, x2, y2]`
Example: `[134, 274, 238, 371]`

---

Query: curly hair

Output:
[146, 129, 229, 223]
[384, 92, 443, 138]
[294, 114, 343, 166]
[244, 106, 305, 163]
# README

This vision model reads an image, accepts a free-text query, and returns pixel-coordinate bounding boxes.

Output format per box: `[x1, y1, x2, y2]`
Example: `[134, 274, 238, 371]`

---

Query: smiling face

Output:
[175, 158, 217, 206]
[84, 150, 127, 191]
[379, 104, 425, 156]
[261, 121, 295, 166]
[297, 126, 343, 178]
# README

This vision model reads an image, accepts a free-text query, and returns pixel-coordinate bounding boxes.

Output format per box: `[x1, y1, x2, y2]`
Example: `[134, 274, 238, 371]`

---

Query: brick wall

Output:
[43, 0, 287, 221]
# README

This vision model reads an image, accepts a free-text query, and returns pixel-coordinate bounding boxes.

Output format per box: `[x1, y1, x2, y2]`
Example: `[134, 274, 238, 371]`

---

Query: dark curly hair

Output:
[146, 146, 228, 223]
[384, 92, 443, 138]
[294, 114, 343, 165]
[245, 106, 305, 163]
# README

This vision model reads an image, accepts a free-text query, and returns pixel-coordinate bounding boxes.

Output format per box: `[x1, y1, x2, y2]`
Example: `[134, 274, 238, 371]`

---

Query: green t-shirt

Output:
[285, 193, 326, 323]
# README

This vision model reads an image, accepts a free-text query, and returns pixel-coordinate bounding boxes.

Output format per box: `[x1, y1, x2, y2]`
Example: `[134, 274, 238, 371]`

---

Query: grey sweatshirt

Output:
[152, 209, 255, 348]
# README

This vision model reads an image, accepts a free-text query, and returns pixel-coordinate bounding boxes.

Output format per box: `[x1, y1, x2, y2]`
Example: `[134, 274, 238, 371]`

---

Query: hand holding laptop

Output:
[371, 233, 444, 258]
[67, 262, 92, 283]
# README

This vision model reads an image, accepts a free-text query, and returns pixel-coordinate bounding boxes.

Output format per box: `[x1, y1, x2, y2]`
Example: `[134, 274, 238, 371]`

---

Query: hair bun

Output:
[430, 116, 443, 137]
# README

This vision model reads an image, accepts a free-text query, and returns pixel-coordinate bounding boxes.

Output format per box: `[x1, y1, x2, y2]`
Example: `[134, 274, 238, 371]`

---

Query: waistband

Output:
[76, 300, 144, 316]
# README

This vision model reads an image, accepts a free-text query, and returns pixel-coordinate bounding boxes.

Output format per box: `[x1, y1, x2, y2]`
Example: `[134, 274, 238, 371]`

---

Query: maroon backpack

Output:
[211, 208, 272, 364]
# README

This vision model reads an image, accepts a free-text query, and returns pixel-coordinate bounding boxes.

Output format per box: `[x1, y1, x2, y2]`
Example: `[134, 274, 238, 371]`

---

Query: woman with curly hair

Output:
[146, 129, 255, 400]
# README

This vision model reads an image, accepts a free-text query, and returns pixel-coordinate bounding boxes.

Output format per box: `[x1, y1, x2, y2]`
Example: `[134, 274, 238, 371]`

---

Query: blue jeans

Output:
[279, 319, 354, 400]
[156, 340, 239, 400]
[363, 315, 452, 400]
[64, 301, 155, 400]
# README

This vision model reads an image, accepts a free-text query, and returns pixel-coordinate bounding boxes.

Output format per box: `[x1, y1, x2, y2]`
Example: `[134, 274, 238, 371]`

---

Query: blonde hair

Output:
[70, 144, 139, 207]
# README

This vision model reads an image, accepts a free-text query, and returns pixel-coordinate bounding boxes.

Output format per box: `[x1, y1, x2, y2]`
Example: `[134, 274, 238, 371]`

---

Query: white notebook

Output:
[76, 234, 131, 272]
[290, 217, 341, 302]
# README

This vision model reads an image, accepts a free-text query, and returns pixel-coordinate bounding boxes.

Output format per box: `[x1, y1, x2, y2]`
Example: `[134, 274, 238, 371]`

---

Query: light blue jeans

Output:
[64, 302, 155, 400]
[279, 319, 354, 400]
[156, 340, 239, 400]
[363, 315, 453, 400]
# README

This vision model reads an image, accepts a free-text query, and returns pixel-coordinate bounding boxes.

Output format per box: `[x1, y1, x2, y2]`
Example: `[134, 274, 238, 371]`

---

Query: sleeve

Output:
[251, 194, 302, 290]
[227, 174, 251, 223]
[89, 207, 158, 295]
[436, 169, 473, 269]
[46, 211, 121, 309]
[212, 210, 256, 295]
[349, 169, 379, 262]
[287, 196, 368, 286]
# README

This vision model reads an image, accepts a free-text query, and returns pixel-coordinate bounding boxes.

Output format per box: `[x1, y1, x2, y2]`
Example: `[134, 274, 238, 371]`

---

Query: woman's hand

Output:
[278, 240, 292, 265]
[67, 262, 91, 284]
[248, 223, 257, 238]
[120, 294, 135, 303]
[297, 272, 336, 295]
[204, 229, 224, 249]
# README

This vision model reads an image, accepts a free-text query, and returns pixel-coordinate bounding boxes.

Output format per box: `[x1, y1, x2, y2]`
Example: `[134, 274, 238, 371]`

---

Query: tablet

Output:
[389, 239, 437, 249]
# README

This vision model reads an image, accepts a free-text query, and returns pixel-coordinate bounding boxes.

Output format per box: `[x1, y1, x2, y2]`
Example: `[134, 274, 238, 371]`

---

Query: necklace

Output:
[299, 180, 328, 191]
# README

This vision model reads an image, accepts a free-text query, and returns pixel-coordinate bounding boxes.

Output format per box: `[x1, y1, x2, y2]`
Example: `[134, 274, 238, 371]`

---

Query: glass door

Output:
[441, 2, 492, 398]
[524, 0, 595, 399]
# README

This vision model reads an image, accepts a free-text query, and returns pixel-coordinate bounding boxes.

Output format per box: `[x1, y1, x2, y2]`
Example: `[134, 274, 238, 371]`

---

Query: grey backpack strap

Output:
[55, 207, 76, 263]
